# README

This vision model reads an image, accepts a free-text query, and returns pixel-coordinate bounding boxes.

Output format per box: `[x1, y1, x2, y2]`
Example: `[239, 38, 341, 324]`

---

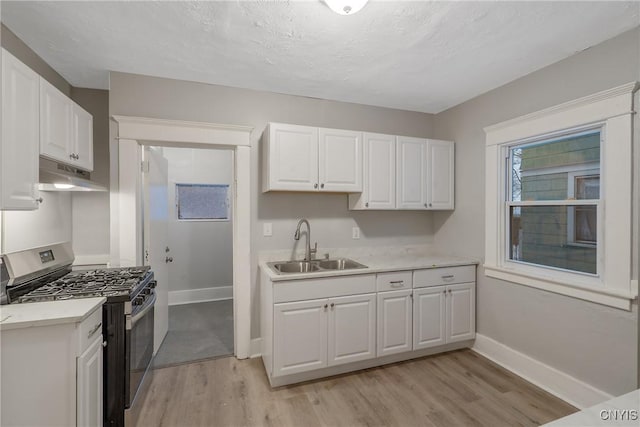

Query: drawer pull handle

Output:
[390, 280, 404, 287]
[441, 275, 454, 280]
[87, 322, 102, 339]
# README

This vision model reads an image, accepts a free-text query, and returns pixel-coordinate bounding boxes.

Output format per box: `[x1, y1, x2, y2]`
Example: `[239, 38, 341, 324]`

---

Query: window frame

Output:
[484, 82, 637, 310]
[567, 169, 599, 246]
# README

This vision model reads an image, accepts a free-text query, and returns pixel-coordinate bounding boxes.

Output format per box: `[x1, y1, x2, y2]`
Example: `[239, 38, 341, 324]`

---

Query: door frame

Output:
[110, 115, 253, 359]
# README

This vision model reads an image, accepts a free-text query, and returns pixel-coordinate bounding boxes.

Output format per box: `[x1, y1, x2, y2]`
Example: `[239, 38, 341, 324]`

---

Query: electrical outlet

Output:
[263, 223, 273, 237]
[352, 227, 360, 239]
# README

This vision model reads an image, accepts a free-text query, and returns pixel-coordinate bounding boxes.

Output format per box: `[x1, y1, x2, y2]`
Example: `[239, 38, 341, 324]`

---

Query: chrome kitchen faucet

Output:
[294, 218, 317, 261]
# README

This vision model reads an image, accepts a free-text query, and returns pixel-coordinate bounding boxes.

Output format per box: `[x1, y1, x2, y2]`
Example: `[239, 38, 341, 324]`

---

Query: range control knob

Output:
[142, 288, 151, 295]
[149, 280, 157, 289]
[133, 297, 144, 306]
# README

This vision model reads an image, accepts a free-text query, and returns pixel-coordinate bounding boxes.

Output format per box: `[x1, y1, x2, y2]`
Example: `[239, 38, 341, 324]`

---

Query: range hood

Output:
[38, 157, 107, 192]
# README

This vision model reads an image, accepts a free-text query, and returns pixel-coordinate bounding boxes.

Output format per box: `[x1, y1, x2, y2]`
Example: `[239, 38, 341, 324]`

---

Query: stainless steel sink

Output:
[268, 258, 367, 275]
[272, 261, 320, 273]
[318, 258, 367, 271]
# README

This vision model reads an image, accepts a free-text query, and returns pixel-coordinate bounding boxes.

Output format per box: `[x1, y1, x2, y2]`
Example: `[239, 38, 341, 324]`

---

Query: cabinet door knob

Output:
[365, 202, 369, 208]
[314, 183, 318, 189]
[330, 302, 335, 308]
[424, 203, 428, 208]
[320, 183, 325, 189]
[429, 203, 432, 207]
[324, 304, 328, 310]
[69, 153, 75, 159]
[35, 197, 43, 204]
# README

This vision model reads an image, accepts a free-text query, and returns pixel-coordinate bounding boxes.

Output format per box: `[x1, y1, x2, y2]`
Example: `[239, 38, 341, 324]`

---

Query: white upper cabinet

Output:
[263, 123, 318, 191]
[397, 136, 428, 209]
[262, 123, 362, 193]
[1, 49, 40, 210]
[349, 133, 396, 210]
[318, 128, 362, 192]
[40, 78, 72, 162]
[427, 139, 454, 209]
[40, 77, 93, 171]
[72, 103, 94, 171]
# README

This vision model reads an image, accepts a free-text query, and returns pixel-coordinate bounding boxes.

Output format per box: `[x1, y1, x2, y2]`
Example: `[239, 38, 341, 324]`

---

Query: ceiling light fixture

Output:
[324, 0, 369, 15]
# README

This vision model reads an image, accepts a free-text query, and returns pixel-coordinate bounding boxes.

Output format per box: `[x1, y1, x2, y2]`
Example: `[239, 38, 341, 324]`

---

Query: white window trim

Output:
[484, 82, 638, 310]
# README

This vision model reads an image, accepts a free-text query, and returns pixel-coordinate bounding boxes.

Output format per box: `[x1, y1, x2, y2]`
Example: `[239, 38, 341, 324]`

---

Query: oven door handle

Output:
[130, 293, 156, 328]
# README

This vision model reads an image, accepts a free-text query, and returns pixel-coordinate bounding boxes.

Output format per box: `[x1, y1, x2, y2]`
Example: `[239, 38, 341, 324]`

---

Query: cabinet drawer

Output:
[274, 274, 376, 303]
[413, 265, 475, 288]
[78, 307, 103, 353]
[376, 271, 412, 292]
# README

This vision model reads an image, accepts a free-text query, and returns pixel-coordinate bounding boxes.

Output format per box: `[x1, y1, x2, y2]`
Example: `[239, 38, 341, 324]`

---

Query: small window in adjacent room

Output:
[175, 183, 230, 221]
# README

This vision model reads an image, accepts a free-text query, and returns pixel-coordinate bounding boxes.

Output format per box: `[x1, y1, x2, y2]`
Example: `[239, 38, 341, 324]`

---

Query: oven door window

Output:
[128, 299, 154, 407]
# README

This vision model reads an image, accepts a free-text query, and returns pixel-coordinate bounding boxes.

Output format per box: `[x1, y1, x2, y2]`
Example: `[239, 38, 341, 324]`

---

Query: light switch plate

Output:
[263, 223, 273, 237]
[352, 227, 360, 239]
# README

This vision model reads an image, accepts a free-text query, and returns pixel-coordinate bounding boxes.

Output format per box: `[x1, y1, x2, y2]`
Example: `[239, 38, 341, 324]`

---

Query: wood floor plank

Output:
[134, 349, 577, 427]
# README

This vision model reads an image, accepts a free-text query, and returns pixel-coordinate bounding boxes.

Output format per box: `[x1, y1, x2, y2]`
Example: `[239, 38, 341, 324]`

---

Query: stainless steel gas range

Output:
[0, 242, 155, 427]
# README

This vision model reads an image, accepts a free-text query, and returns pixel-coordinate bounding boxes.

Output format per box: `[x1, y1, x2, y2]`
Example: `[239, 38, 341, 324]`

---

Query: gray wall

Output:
[432, 27, 640, 396]
[108, 73, 436, 337]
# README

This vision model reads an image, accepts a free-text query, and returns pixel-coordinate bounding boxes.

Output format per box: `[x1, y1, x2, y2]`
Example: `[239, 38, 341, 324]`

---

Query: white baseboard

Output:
[472, 334, 612, 409]
[168, 286, 232, 306]
[250, 338, 262, 359]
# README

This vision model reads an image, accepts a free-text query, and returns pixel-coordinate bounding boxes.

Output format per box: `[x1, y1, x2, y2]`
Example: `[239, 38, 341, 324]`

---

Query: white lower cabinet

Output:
[77, 336, 103, 427]
[413, 283, 475, 350]
[273, 293, 376, 376]
[262, 264, 475, 387]
[328, 293, 376, 366]
[377, 289, 413, 356]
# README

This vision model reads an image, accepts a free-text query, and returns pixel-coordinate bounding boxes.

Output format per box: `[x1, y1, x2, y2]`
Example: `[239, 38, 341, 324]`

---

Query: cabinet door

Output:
[72, 104, 93, 171]
[77, 336, 103, 427]
[40, 77, 72, 163]
[396, 136, 427, 209]
[318, 128, 362, 192]
[273, 299, 328, 376]
[265, 123, 318, 191]
[413, 286, 446, 350]
[1, 49, 40, 210]
[377, 290, 412, 357]
[427, 140, 454, 209]
[446, 283, 475, 343]
[328, 293, 376, 366]
[363, 133, 395, 209]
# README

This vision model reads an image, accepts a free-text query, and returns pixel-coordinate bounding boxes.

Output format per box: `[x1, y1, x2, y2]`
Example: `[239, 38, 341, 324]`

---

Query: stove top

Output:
[18, 266, 152, 303]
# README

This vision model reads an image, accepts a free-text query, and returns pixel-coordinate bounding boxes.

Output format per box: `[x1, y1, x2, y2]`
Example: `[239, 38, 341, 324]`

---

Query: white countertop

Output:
[260, 247, 478, 282]
[0, 297, 106, 331]
[543, 389, 639, 426]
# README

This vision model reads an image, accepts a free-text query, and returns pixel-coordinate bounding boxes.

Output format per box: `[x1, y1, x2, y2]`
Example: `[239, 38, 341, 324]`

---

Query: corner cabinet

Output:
[262, 123, 362, 193]
[349, 135, 454, 210]
[1, 48, 40, 210]
[40, 78, 93, 171]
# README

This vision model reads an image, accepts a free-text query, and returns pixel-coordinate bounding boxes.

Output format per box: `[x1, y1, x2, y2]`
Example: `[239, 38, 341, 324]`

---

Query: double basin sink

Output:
[267, 258, 367, 274]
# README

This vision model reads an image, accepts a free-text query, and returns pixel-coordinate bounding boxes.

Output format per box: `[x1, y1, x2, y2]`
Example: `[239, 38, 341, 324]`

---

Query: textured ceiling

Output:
[1, 1, 638, 113]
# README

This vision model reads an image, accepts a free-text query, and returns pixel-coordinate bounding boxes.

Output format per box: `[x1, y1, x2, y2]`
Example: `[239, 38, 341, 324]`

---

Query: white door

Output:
[1, 49, 40, 210]
[446, 283, 475, 343]
[377, 289, 412, 356]
[413, 287, 446, 350]
[318, 128, 362, 192]
[397, 136, 427, 209]
[72, 104, 94, 171]
[40, 77, 72, 163]
[143, 146, 169, 354]
[267, 123, 318, 191]
[327, 293, 376, 366]
[77, 336, 103, 427]
[363, 133, 396, 209]
[427, 140, 454, 210]
[273, 299, 328, 376]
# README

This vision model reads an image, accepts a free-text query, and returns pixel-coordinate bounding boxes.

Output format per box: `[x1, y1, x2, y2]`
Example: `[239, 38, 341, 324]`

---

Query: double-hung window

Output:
[484, 83, 637, 310]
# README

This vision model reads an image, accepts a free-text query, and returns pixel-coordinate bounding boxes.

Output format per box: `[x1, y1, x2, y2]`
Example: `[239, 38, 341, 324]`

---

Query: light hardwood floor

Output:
[134, 349, 577, 427]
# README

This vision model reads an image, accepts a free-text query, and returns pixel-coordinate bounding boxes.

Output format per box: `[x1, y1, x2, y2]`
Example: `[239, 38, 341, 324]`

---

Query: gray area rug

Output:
[153, 299, 234, 369]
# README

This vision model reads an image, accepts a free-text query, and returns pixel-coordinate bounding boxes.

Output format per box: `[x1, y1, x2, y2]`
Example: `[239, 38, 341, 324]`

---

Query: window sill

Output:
[483, 264, 635, 310]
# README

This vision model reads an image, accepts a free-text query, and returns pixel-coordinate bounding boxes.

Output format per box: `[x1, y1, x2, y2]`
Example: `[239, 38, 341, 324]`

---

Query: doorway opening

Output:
[142, 145, 235, 368]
